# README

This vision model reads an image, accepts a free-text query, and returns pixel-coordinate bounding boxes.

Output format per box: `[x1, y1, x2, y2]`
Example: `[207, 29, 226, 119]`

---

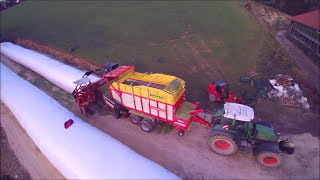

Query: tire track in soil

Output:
[194, 36, 233, 80]
[185, 39, 221, 79]
[194, 34, 212, 53]
[150, 31, 220, 77]
[169, 35, 226, 79]
[170, 43, 199, 74]
[199, 39, 212, 53]
[147, 40, 197, 74]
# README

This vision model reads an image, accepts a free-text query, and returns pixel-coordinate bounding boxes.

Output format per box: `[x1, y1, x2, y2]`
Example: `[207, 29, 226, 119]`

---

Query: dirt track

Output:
[75, 108, 320, 179]
[1, 54, 319, 179]
[0, 125, 30, 180]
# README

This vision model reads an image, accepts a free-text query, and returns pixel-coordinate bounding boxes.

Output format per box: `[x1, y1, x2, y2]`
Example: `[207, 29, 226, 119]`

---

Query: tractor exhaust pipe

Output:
[82, 68, 102, 78]
[279, 139, 294, 154]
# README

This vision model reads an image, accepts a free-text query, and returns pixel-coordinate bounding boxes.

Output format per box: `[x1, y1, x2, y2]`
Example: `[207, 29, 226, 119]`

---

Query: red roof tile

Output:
[291, 9, 320, 30]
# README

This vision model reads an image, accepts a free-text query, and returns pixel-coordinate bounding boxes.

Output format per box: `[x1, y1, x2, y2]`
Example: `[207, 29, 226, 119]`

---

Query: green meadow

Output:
[1, 1, 265, 106]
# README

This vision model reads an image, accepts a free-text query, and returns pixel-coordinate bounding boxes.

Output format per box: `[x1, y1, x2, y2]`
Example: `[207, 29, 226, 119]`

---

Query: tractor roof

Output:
[215, 80, 227, 87]
[223, 103, 254, 122]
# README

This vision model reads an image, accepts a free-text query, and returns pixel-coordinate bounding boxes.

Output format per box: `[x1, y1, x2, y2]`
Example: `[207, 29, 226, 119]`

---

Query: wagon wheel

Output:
[130, 114, 143, 124]
[149, 118, 158, 130]
[112, 110, 120, 119]
[178, 131, 184, 136]
[256, 152, 281, 168]
[140, 119, 153, 132]
[208, 135, 238, 155]
[209, 94, 217, 102]
[112, 104, 121, 119]
[86, 105, 95, 115]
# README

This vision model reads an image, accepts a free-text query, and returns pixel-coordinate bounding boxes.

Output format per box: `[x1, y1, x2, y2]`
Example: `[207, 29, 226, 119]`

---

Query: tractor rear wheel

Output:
[140, 119, 153, 132]
[130, 114, 143, 124]
[209, 94, 217, 102]
[208, 135, 238, 155]
[256, 152, 281, 168]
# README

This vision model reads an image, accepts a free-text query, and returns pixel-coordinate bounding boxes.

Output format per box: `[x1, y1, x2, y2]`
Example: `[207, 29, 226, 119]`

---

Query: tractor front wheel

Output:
[256, 152, 281, 168]
[208, 135, 238, 155]
[209, 94, 217, 102]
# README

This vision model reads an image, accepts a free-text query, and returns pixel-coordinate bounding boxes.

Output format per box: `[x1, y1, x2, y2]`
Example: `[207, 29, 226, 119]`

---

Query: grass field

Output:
[1, 0, 265, 107]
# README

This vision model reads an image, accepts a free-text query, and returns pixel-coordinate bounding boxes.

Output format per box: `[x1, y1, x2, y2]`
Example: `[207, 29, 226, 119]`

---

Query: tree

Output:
[254, 0, 319, 15]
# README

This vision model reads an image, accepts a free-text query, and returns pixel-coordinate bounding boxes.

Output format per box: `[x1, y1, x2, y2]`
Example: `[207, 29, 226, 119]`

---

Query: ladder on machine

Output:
[72, 77, 96, 117]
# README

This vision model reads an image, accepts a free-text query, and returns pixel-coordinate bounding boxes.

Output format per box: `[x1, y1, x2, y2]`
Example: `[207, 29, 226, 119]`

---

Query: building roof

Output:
[291, 9, 320, 30]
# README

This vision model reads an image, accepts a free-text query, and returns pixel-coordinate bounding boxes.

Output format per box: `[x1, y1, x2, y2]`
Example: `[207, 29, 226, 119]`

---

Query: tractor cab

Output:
[207, 80, 242, 103]
[214, 80, 229, 99]
[212, 103, 254, 137]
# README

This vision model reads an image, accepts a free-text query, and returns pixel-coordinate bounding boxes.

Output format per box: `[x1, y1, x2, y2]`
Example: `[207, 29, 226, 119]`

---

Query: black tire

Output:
[95, 90, 105, 107]
[178, 131, 184, 136]
[130, 114, 143, 124]
[208, 135, 238, 155]
[86, 105, 95, 115]
[140, 119, 153, 132]
[120, 108, 129, 118]
[209, 94, 217, 102]
[256, 152, 281, 168]
[112, 111, 120, 119]
[149, 118, 158, 130]
[112, 104, 121, 119]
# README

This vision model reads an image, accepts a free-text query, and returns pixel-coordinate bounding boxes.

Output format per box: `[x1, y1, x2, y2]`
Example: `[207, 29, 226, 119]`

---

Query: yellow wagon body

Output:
[111, 69, 185, 105]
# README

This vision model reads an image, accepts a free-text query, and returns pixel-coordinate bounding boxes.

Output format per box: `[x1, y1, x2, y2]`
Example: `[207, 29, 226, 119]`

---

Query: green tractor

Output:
[208, 103, 294, 167]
